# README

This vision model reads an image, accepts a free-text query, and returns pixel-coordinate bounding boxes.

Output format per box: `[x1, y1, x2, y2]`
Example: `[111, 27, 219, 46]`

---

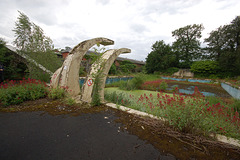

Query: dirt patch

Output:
[114, 110, 240, 159]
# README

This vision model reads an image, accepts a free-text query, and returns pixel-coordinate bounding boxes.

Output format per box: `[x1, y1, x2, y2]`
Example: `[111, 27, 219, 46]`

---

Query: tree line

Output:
[145, 16, 240, 78]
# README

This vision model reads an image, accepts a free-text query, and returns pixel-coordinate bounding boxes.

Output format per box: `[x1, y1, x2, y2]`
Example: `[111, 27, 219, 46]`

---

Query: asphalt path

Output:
[0, 110, 174, 160]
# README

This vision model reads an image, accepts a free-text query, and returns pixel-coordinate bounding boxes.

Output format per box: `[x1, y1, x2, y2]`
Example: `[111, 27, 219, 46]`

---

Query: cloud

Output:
[130, 23, 149, 33]
[96, 0, 111, 5]
[0, 0, 240, 61]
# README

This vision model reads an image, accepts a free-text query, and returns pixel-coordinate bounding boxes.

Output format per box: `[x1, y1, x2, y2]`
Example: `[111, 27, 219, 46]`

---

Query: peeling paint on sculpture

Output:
[81, 48, 131, 103]
[50, 37, 114, 98]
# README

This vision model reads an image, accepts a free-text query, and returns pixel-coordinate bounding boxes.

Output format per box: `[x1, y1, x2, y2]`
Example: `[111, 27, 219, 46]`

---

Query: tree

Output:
[119, 60, 136, 73]
[13, 11, 54, 53]
[204, 26, 227, 61]
[145, 40, 177, 74]
[0, 38, 27, 80]
[172, 24, 204, 68]
[204, 16, 240, 76]
[12, 11, 62, 81]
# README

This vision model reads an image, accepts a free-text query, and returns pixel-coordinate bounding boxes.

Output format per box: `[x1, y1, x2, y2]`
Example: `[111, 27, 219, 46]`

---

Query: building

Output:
[60, 48, 145, 73]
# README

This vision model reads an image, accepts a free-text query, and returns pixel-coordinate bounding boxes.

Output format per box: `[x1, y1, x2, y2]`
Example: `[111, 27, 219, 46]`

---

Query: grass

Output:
[105, 87, 172, 97]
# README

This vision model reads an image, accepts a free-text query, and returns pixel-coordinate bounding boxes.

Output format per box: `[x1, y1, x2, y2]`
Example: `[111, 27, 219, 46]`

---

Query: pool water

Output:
[162, 76, 212, 83]
[79, 77, 133, 86]
[167, 85, 216, 97]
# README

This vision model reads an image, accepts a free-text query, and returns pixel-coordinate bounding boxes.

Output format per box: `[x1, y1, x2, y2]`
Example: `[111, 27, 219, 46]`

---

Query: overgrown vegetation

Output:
[0, 38, 28, 80]
[104, 88, 240, 139]
[0, 78, 48, 106]
[48, 87, 65, 100]
[11, 11, 63, 82]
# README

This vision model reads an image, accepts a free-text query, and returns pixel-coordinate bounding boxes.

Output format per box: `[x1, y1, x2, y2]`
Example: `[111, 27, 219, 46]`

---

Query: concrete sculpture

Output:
[50, 37, 131, 104]
[50, 37, 114, 98]
[81, 48, 131, 103]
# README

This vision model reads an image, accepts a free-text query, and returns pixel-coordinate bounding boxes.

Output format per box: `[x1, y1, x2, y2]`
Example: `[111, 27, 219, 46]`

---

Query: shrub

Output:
[131, 74, 144, 89]
[165, 67, 179, 75]
[0, 78, 48, 106]
[64, 97, 76, 106]
[119, 75, 144, 91]
[119, 80, 133, 90]
[190, 60, 220, 77]
[48, 87, 65, 100]
[159, 81, 168, 91]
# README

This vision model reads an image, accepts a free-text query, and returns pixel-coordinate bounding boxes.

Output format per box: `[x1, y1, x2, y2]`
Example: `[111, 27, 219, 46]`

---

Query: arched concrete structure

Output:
[50, 37, 114, 97]
[99, 48, 131, 102]
[81, 48, 131, 103]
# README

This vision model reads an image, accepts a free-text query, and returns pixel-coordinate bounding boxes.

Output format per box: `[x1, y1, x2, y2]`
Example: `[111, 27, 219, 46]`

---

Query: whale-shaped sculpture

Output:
[50, 37, 114, 97]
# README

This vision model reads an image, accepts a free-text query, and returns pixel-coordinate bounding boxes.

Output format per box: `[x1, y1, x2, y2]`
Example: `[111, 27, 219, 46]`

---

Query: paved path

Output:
[0, 110, 172, 160]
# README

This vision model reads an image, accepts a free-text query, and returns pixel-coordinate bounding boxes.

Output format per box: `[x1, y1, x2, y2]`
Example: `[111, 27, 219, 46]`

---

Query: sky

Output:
[0, 0, 240, 61]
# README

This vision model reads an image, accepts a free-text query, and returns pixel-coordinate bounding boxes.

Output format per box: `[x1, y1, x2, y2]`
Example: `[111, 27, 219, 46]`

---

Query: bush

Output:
[164, 67, 179, 75]
[159, 81, 168, 91]
[131, 74, 144, 89]
[119, 75, 144, 91]
[48, 87, 65, 100]
[64, 96, 76, 106]
[190, 60, 220, 77]
[0, 78, 48, 106]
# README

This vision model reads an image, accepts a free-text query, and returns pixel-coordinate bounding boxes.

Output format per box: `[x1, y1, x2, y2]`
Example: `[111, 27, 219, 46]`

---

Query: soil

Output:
[0, 98, 240, 160]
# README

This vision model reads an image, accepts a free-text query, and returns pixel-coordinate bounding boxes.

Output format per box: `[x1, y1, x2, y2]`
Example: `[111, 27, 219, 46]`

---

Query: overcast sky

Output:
[0, 0, 240, 61]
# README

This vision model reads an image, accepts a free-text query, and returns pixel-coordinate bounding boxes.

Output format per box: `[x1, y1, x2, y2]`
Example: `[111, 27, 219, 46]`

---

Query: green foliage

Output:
[119, 80, 133, 91]
[190, 60, 219, 77]
[26, 51, 63, 82]
[131, 74, 144, 89]
[230, 99, 240, 113]
[12, 11, 63, 82]
[79, 67, 86, 77]
[164, 67, 179, 75]
[109, 63, 117, 75]
[145, 40, 177, 74]
[0, 78, 48, 107]
[104, 91, 130, 106]
[104, 88, 240, 139]
[204, 16, 240, 77]
[119, 74, 144, 91]
[119, 60, 136, 73]
[172, 24, 204, 68]
[13, 11, 54, 53]
[91, 73, 102, 106]
[159, 81, 168, 91]
[0, 38, 28, 80]
[90, 46, 106, 106]
[64, 97, 76, 106]
[48, 87, 65, 100]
